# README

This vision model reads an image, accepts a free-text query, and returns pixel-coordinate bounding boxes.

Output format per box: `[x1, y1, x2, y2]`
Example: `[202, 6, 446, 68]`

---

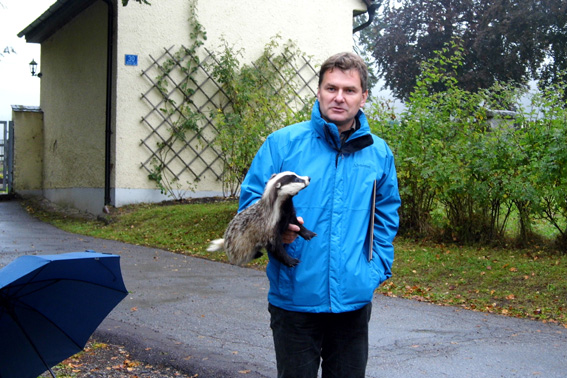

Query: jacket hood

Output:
[311, 100, 374, 153]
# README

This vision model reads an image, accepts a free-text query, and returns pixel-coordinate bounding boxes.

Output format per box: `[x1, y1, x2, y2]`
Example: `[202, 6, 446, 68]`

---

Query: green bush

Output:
[368, 40, 567, 250]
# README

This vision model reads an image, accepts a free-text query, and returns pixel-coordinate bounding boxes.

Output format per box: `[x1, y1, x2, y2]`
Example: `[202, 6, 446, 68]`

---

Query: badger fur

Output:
[207, 171, 317, 267]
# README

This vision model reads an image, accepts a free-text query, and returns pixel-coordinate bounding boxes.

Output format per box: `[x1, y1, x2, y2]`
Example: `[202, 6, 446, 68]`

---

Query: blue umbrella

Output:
[0, 251, 128, 378]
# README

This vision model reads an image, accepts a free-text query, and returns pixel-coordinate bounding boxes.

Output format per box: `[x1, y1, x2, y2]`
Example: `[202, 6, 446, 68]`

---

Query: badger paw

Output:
[281, 256, 300, 267]
[299, 229, 317, 241]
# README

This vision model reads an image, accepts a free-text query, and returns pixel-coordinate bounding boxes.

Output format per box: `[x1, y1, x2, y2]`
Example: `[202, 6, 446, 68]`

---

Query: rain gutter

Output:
[353, 0, 380, 34]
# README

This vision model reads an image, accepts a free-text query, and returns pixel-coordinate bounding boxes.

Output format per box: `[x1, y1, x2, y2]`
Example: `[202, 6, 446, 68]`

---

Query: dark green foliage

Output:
[358, 0, 567, 101]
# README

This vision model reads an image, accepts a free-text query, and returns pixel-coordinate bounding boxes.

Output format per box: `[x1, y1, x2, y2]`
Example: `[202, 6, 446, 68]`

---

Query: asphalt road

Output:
[1, 199, 566, 377]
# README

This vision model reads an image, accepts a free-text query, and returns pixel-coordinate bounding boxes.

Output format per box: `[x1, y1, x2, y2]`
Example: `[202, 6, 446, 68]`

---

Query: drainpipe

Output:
[102, 0, 114, 209]
[353, 0, 380, 34]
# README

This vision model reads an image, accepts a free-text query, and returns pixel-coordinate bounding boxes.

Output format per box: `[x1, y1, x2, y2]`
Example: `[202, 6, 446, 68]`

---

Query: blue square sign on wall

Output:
[125, 54, 138, 66]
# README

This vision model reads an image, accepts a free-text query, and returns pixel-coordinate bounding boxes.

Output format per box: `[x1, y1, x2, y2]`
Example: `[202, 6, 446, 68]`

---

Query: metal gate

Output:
[0, 120, 14, 194]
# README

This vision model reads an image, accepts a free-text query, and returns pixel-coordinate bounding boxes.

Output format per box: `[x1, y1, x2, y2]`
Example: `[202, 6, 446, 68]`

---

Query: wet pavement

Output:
[1, 198, 566, 377]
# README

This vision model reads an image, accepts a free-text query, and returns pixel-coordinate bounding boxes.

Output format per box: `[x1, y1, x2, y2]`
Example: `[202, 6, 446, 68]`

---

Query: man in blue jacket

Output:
[239, 52, 401, 378]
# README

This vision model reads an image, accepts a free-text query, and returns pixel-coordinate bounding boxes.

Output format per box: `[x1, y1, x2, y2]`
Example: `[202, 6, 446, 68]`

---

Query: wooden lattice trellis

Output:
[139, 45, 318, 192]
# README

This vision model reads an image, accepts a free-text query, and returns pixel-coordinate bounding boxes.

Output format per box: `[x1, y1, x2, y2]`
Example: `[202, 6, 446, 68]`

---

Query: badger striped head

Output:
[262, 171, 311, 201]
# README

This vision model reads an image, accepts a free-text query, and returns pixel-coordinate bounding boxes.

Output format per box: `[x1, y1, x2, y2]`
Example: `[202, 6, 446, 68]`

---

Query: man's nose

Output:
[335, 90, 345, 102]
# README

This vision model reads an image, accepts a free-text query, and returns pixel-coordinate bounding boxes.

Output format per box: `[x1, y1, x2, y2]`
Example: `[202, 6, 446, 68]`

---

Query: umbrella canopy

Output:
[0, 251, 128, 378]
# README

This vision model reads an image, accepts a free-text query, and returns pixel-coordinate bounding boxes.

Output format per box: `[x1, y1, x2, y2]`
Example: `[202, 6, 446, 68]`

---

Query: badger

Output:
[207, 171, 317, 267]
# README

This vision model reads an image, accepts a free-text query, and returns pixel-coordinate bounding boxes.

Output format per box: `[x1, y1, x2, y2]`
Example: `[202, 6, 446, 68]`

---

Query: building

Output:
[16, 0, 369, 214]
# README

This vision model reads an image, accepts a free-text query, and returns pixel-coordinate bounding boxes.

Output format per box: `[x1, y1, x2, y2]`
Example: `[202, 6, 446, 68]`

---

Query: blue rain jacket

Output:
[239, 100, 401, 313]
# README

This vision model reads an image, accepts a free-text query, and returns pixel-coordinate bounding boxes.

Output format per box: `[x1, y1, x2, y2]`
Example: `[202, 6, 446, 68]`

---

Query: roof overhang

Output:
[17, 0, 97, 43]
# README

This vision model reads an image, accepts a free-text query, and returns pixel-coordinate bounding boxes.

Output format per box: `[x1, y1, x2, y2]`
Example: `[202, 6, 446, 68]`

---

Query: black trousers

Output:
[268, 303, 372, 378]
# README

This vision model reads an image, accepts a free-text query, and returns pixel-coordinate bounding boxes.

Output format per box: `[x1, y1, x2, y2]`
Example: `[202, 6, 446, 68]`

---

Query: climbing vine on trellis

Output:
[140, 0, 318, 199]
[208, 37, 316, 196]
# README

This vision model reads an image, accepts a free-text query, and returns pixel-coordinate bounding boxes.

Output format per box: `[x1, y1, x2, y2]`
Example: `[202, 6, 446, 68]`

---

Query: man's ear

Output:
[360, 90, 369, 108]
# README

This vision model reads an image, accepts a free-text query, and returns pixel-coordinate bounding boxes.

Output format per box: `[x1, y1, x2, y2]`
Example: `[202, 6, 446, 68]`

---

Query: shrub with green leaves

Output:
[369, 38, 567, 250]
[528, 77, 567, 248]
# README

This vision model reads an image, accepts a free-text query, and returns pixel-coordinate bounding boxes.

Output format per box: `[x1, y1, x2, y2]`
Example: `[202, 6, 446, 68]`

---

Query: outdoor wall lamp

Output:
[29, 59, 42, 78]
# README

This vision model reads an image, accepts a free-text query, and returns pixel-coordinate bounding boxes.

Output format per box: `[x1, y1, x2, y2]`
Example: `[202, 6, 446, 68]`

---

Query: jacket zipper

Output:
[335, 150, 345, 167]
[329, 151, 344, 311]
[329, 153, 341, 312]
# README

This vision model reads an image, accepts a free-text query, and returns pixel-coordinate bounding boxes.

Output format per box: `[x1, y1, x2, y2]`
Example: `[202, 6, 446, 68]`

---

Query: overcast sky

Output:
[0, 0, 56, 120]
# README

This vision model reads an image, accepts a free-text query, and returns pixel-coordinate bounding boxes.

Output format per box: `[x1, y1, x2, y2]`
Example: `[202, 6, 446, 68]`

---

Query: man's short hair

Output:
[318, 52, 369, 93]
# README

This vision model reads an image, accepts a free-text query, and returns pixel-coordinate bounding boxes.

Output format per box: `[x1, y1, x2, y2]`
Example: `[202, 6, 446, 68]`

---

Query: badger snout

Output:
[297, 175, 310, 186]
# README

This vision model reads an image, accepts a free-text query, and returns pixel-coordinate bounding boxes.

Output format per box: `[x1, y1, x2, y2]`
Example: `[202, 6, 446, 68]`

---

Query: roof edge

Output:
[18, 0, 98, 43]
[11, 105, 43, 113]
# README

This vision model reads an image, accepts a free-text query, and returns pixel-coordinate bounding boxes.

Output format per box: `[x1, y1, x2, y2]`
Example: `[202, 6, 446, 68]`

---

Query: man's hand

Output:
[282, 217, 304, 244]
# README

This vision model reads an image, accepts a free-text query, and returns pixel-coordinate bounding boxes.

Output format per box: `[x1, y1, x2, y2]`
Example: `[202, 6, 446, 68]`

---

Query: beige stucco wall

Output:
[12, 107, 43, 194]
[112, 0, 367, 206]
[39, 1, 108, 213]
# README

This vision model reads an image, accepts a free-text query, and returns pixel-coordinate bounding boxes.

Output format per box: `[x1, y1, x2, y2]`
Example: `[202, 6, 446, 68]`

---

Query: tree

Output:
[537, 0, 567, 92]
[358, 0, 567, 101]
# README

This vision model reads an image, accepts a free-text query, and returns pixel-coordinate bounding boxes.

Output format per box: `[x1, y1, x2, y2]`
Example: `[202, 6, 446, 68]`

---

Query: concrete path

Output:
[1, 199, 565, 377]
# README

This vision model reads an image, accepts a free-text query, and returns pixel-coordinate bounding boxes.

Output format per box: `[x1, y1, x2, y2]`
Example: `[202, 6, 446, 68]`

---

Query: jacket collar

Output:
[311, 100, 374, 153]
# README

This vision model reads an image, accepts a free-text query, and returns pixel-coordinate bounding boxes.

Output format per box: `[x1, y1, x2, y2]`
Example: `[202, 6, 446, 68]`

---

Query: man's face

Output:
[317, 68, 368, 132]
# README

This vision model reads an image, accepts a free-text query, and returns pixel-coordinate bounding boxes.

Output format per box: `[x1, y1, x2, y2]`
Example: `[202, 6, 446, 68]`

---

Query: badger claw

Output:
[284, 257, 300, 267]
[300, 230, 317, 241]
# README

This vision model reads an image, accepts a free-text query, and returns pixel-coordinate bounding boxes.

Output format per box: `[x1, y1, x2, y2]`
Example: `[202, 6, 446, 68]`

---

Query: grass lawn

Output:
[24, 199, 567, 327]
